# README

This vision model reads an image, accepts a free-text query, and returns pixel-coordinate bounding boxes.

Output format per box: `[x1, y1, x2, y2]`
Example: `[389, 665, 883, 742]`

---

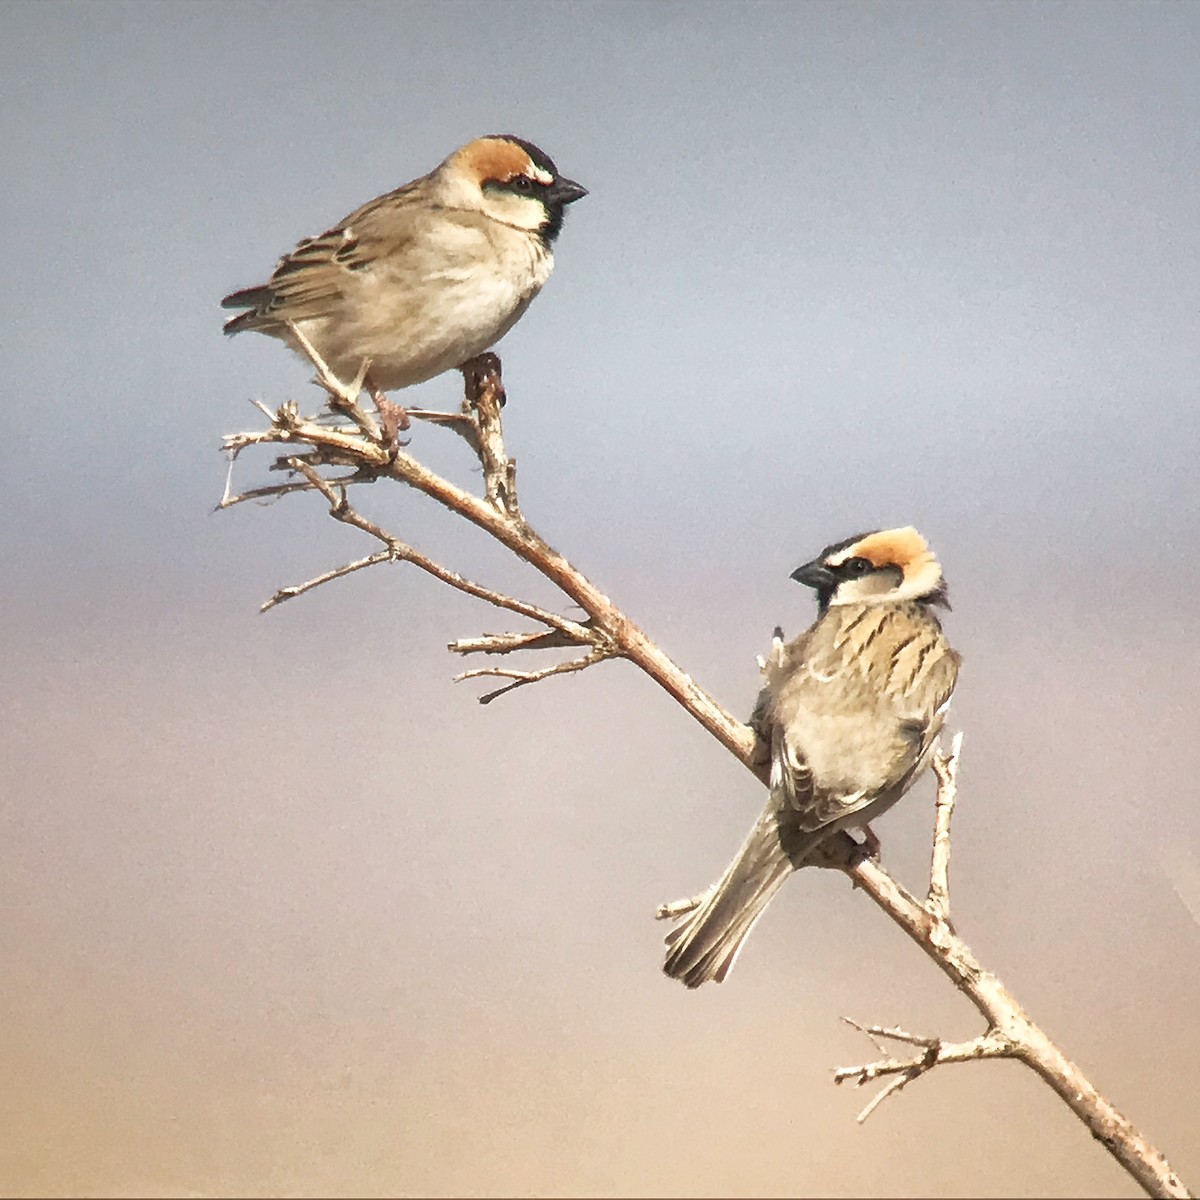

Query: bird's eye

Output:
[842, 557, 872, 576]
[510, 174, 535, 194]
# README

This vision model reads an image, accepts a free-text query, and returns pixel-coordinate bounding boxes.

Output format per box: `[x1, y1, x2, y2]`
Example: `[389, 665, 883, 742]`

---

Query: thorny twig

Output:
[222, 340, 1193, 1200]
[448, 628, 595, 656]
[286, 319, 381, 441]
[261, 550, 393, 611]
[830, 737, 976, 1123]
[834, 1019, 1015, 1122]
[276, 458, 602, 650]
[455, 646, 616, 705]
[221, 345, 737, 740]
[926, 730, 964, 925]
[830, 745, 993, 1124]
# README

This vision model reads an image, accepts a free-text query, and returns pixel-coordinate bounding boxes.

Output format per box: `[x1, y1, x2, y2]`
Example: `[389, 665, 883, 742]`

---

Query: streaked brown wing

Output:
[769, 720, 817, 813]
[222, 178, 428, 330]
[768, 605, 959, 836]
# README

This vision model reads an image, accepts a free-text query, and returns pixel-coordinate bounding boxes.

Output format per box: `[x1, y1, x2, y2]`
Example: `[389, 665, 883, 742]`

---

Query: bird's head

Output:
[790, 526, 949, 613]
[440, 135, 587, 244]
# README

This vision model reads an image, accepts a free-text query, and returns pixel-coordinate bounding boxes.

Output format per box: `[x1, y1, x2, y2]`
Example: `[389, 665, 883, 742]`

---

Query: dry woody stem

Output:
[834, 737, 1188, 1198]
[221, 344, 1192, 1200]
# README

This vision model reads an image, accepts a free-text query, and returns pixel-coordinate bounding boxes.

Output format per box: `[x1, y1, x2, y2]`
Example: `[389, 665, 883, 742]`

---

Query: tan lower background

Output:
[3, 589, 1198, 1197]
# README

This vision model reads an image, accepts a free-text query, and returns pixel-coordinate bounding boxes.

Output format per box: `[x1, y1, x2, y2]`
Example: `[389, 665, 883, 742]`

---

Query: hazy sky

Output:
[3, 2, 1199, 1196]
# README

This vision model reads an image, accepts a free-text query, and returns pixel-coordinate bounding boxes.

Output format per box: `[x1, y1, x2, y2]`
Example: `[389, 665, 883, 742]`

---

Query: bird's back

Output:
[763, 600, 960, 830]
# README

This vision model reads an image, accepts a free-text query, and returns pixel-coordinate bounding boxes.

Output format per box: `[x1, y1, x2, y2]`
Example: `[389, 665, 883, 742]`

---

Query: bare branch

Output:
[836, 1022, 1013, 1083]
[853, 1073, 916, 1122]
[455, 647, 615, 704]
[222, 336, 1193, 1200]
[448, 628, 593, 656]
[461, 353, 518, 514]
[285, 320, 383, 443]
[408, 406, 481, 453]
[839, 849, 1191, 1196]
[282, 458, 602, 647]
[221, 402, 391, 481]
[219, 467, 377, 509]
[654, 893, 705, 921]
[261, 550, 393, 612]
[834, 1022, 1014, 1123]
[841, 1017, 943, 1050]
[223, 339, 750, 762]
[926, 730, 964, 923]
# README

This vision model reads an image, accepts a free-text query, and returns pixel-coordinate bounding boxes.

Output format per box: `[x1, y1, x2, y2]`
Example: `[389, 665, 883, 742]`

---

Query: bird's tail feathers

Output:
[663, 809, 824, 988]
[220, 286, 276, 336]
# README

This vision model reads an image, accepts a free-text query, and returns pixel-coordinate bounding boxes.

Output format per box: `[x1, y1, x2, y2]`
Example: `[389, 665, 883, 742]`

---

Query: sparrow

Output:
[221, 135, 586, 404]
[663, 527, 961, 988]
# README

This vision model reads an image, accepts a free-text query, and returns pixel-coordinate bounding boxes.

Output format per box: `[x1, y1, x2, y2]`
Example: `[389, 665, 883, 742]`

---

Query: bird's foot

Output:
[850, 824, 883, 867]
[461, 352, 507, 409]
[371, 388, 411, 448]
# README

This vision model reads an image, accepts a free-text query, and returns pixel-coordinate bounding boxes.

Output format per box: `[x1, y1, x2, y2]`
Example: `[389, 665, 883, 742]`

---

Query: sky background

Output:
[3, 1, 1199, 1195]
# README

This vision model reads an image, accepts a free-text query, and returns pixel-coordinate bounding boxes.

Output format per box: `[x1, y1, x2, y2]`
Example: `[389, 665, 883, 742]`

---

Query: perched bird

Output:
[221, 135, 586, 403]
[663, 527, 961, 988]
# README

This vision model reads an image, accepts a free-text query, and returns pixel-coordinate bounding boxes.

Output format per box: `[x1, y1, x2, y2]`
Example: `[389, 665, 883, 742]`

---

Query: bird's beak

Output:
[548, 177, 588, 205]
[790, 560, 837, 591]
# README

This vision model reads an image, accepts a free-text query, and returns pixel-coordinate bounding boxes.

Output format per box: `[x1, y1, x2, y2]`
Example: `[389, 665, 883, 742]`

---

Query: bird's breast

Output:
[294, 225, 553, 390]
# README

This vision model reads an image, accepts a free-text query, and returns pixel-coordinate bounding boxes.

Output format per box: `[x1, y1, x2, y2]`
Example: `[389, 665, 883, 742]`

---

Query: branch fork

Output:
[834, 1018, 1014, 1122]
[831, 736, 992, 1123]
[219, 339, 739, 742]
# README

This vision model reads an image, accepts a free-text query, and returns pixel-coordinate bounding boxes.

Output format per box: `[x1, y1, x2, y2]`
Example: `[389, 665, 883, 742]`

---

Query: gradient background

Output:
[3, 2, 1199, 1196]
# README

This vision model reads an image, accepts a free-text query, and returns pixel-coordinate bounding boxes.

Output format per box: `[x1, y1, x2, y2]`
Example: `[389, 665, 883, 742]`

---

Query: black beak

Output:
[548, 176, 588, 205]
[790, 561, 837, 591]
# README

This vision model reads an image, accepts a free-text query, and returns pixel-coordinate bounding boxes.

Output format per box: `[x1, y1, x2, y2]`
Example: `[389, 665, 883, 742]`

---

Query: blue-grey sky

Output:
[3, 2, 1198, 1196]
